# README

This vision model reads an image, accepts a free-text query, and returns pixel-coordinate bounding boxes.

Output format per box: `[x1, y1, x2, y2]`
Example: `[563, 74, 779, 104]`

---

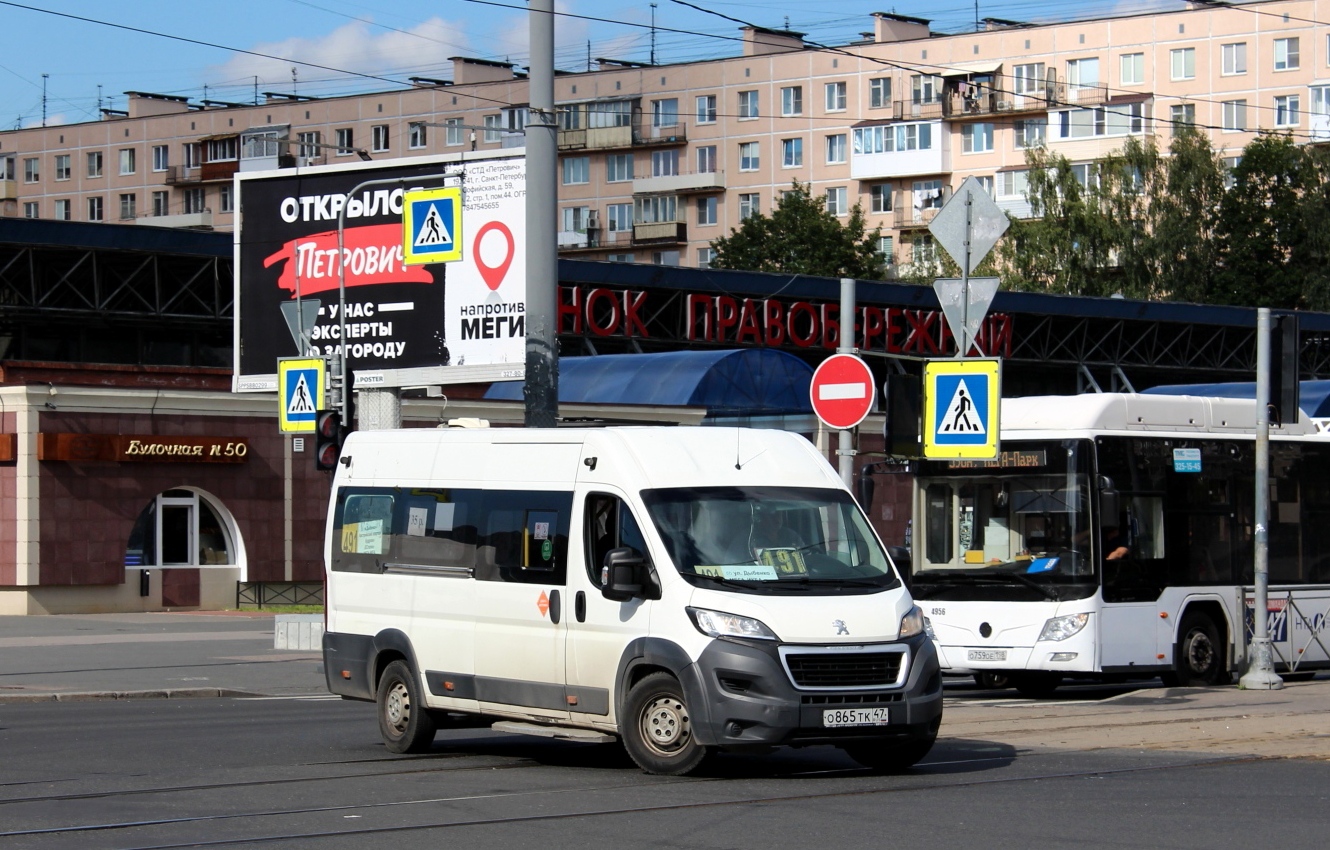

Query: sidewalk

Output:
[0, 612, 327, 702]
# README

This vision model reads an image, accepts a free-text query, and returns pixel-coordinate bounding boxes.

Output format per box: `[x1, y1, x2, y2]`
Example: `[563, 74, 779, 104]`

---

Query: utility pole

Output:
[650, 3, 658, 65]
[41, 74, 48, 127]
[837, 277, 856, 487]
[1240, 307, 1284, 690]
[525, 0, 559, 427]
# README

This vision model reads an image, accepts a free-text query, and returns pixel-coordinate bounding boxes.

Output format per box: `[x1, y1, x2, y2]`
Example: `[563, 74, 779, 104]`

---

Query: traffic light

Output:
[1270, 314, 1300, 426]
[315, 409, 345, 471]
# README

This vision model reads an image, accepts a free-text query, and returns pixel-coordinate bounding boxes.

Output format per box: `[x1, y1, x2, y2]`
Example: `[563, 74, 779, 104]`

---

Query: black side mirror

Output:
[888, 545, 912, 587]
[600, 547, 645, 601]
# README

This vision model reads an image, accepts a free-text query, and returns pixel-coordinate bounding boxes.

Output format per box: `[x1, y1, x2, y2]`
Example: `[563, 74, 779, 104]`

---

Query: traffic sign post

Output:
[923, 358, 1001, 459]
[810, 353, 877, 431]
[277, 357, 326, 434]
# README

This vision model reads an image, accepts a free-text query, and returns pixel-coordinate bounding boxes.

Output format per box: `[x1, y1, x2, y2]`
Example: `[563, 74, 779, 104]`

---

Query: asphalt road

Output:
[3, 695, 1326, 850]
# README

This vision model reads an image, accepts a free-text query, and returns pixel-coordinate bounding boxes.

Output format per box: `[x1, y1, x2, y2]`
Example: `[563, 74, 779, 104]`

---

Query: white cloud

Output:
[204, 17, 474, 90]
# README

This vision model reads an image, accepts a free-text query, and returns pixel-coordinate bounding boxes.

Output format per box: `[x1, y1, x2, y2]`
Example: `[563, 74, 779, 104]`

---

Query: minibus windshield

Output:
[641, 486, 900, 594]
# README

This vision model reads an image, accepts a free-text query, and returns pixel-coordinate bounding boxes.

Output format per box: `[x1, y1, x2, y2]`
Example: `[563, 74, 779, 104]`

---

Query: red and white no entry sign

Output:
[810, 353, 877, 430]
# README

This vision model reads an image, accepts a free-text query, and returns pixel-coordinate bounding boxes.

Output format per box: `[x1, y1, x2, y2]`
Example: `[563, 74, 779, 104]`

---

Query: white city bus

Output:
[908, 392, 1330, 697]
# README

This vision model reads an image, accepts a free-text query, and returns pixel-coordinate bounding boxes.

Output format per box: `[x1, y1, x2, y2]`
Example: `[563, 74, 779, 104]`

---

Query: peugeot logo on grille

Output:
[833, 619, 849, 635]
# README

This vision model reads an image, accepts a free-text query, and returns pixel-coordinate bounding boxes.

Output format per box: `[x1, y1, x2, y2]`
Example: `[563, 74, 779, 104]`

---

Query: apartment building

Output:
[1, 0, 1327, 270]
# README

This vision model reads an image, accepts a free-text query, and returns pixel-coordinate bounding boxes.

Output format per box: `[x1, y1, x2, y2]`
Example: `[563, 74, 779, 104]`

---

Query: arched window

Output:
[125, 489, 238, 568]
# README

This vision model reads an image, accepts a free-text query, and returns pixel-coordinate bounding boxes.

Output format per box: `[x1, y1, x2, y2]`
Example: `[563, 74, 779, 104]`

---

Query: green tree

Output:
[709, 181, 886, 279]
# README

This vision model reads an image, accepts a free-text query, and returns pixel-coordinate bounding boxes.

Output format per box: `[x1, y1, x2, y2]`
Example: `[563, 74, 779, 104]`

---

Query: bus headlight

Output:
[1038, 613, 1089, 642]
[688, 607, 779, 640]
[899, 605, 927, 638]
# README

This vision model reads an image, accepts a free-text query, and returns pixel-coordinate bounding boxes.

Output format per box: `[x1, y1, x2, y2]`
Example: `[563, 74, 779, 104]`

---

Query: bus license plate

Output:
[823, 708, 890, 728]
[968, 649, 1007, 662]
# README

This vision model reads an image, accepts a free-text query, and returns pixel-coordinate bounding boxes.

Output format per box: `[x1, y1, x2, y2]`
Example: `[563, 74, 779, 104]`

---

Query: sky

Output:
[1, 0, 1177, 130]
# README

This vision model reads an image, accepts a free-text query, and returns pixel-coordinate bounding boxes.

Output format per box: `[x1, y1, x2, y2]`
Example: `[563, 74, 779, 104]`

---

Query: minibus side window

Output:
[332, 488, 396, 573]
[392, 489, 476, 569]
[474, 490, 571, 585]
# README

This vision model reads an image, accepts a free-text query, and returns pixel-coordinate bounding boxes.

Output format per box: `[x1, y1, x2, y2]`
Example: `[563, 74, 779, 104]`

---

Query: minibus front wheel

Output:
[376, 660, 437, 754]
[622, 672, 711, 776]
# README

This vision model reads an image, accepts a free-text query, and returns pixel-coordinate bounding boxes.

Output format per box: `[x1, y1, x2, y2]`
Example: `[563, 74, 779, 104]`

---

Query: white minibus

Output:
[322, 424, 942, 775]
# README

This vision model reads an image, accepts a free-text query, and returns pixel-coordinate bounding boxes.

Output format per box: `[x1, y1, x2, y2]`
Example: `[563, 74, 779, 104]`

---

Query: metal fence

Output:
[236, 581, 324, 609]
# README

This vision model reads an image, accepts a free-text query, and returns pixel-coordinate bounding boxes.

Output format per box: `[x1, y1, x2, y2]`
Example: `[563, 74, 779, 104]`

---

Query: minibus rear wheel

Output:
[622, 672, 711, 776]
[376, 660, 437, 754]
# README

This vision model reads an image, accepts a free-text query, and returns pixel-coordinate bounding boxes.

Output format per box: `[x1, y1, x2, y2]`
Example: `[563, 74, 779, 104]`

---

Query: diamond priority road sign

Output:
[927, 175, 1010, 275]
[810, 353, 877, 430]
[923, 358, 1001, 459]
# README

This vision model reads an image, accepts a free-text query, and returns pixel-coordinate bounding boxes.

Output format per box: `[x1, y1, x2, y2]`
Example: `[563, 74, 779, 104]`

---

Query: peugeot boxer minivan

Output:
[322, 424, 942, 775]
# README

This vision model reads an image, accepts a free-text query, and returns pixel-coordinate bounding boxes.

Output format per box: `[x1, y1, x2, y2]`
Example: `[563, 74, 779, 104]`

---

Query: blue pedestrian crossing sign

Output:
[277, 357, 326, 434]
[923, 359, 1001, 459]
[402, 186, 463, 265]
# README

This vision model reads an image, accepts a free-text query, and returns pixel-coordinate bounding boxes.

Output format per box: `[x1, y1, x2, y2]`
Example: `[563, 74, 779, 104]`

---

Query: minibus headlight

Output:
[1038, 613, 1089, 642]
[899, 605, 927, 638]
[687, 607, 778, 641]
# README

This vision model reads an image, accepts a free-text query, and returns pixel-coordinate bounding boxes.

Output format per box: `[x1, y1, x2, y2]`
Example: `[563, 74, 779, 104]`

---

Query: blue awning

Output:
[1142, 380, 1330, 418]
[484, 349, 815, 418]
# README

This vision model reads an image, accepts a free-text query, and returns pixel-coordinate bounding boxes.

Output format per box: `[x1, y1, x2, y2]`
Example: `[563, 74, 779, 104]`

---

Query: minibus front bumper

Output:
[681, 631, 943, 748]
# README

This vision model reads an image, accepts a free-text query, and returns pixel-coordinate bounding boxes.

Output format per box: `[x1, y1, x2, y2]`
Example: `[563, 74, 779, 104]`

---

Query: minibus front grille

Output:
[781, 649, 907, 690]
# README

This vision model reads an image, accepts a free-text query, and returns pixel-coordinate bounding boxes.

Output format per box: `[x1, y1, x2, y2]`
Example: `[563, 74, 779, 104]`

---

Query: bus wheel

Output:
[376, 660, 437, 754]
[1171, 612, 1225, 686]
[622, 672, 710, 776]
[974, 672, 1010, 689]
[1011, 672, 1062, 698]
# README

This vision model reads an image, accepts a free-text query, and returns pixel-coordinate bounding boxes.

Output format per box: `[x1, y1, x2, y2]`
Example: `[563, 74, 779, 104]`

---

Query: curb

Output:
[0, 688, 269, 703]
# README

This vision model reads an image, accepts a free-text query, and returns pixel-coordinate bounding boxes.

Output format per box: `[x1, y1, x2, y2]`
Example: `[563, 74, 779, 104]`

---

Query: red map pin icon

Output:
[474, 221, 515, 291]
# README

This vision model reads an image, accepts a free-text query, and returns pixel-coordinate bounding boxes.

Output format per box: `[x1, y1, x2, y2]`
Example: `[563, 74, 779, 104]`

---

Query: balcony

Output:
[892, 100, 944, 121]
[943, 90, 1053, 120]
[850, 121, 949, 180]
[132, 210, 213, 229]
[633, 221, 687, 245]
[559, 120, 688, 152]
[894, 187, 952, 229]
[0, 179, 15, 201]
[1054, 84, 1111, 108]
[633, 168, 724, 195]
[164, 163, 238, 185]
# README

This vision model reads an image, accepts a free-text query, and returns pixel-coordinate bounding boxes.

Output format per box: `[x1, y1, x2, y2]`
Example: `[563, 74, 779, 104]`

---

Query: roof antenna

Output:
[650, 3, 658, 65]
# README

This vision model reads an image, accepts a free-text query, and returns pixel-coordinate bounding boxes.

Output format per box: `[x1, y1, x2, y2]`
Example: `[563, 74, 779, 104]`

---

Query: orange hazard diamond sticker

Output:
[537, 591, 550, 617]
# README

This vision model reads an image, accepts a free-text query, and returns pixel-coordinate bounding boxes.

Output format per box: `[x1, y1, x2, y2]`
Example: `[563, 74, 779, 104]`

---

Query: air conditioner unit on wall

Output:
[995, 100, 1013, 111]
[586, 211, 600, 229]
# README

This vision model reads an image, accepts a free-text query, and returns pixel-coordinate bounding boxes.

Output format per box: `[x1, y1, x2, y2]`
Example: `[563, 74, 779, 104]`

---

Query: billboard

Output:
[234, 152, 527, 392]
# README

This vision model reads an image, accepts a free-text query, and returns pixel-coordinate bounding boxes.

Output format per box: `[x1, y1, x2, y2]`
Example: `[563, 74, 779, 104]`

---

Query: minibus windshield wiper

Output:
[781, 577, 886, 588]
[686, 572, 769, 589]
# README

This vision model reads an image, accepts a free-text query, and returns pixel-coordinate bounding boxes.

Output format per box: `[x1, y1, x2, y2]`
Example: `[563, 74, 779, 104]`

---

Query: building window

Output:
[781, 85, 803, 116]
[1274, 37, 1300, 70]
[183, 187, 206, 214]
[825, 187, 848, 216]
[607, 253, 636, 263]
[408, 122, 427, 149]
[695, 95, 717, 124]
[651, 149, 678, 177]
[219, 186, 233, 213]
[483, 115, 502, 143]
[1221, 99, 1247, 132]
[206, 138, 237, 161]
[910, 74, 941, 104]
[852, 122, 933, 154]
[118, 148, 136, 175]
[697, 145, 717, 173]
[869, 77, 891, 108]
[22, 202, 38, 218]
[119, 193, 136, 220]
[296, 132, 321, 161]
[738, 90, 759, 118]
[607, 203, 632, 232]
[1014, 118, 1046, 149]
[870, 183, 893, 213]
[739, 192, 760, 220]
[825, 81, 847, 112]
[55, 154, 70, 181]
[635, 195, 677, 224]
[0, 155, 12, 181]
[590, 100, 632, 129]
[999, 169, 1029, 198]
[607, 154, 634, 182]
[962, 122, 994, 153]
[183, 144, 200, 169]
[739, 141, 760, 171]
[1119, 53, 1144, 85]
[826, 134, 846, 164]
[652, 98, 679, 127]
[88, 152, 104, 177]
[23, 157, 39, 182]
[54, 199, 70, 220]
[913, 179, 945, 212]
[652, 250, 680, 267]
[697, 247, 715, 269]
[561, 206, 591, 233]
[782, 138, 803, 167]
[152, 191, 169, 216]
[1014, 63, 1045, 93]
[1275, 94, 1300, 126]
[152, 145, 169, 171]
[333, 128, 354, 155]
[697, 196, 717, 226]
[87, 196, 104, 221]
[1066, 57, 1100, 90]
[1222, 42, 1247, 75]
[445, 118, 463, 146]
[562, 156, 590, 184]
[878, 235, 894, 264]
[1055, 103, 1145, 138]
[1170, 47, 1196, 81]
